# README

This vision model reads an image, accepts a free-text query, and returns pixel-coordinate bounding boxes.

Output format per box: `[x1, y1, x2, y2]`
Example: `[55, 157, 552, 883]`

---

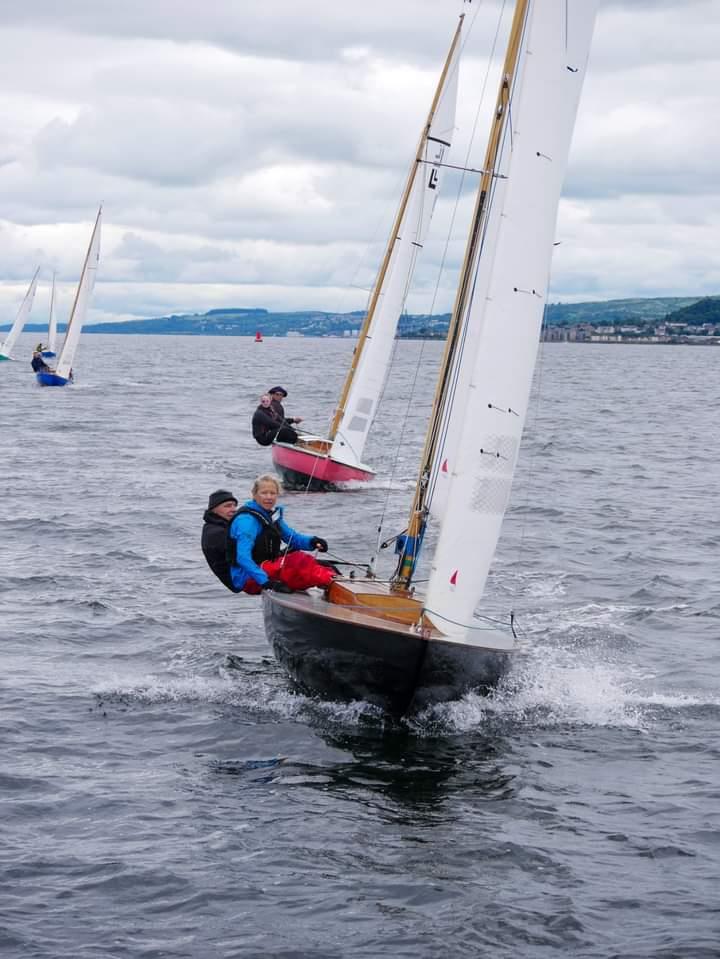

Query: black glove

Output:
[310, 537, 328, 552]
[261, 579, 294, 593]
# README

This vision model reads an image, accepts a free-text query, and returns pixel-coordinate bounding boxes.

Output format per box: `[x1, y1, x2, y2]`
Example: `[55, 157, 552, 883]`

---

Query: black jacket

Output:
[201, 510, 239, 592]
[31, 355, 49, 372]
[270, 398, 298, 424]
[252, 405, 284, 446]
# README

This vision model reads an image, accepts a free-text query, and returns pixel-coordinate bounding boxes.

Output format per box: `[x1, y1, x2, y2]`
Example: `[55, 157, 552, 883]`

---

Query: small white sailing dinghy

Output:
[37, 208, 102, 387]
[0, 268, 40, 362]
[40, 273, 58, 358]
[263, 0, 599, 715]
[271, 15, 462, 491]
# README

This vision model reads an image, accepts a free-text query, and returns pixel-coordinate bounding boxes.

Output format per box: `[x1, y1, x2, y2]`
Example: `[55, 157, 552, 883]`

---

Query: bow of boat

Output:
[262, 578, 513, 715]
[271, 438, 375, 491]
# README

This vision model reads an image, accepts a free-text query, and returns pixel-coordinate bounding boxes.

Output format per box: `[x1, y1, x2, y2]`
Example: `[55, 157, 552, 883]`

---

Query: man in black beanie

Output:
[201, 489, 239, 591]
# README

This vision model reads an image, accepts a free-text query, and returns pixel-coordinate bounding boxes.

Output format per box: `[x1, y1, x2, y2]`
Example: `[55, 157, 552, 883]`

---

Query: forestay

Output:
[0, 268, 40, 359]
[423, 0, 598, 642]
[55, 208, 102, 381]
[328, 23, 461, 470]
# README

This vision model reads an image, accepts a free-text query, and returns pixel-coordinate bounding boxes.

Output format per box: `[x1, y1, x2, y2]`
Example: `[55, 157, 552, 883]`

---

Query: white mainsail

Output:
[47, 272, 57, 354]
[422, 0, 598, 642]
[328, 23, 461, 470]
[55, 208, 102, 381]
[0, 268, 40, 359]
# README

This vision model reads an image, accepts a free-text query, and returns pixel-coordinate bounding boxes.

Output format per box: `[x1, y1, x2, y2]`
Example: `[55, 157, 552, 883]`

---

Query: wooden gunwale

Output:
[327, 579, 425, 626]
[296, 438, 332, 455]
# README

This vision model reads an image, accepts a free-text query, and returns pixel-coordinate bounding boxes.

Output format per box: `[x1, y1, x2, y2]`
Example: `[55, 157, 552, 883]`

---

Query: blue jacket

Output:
[229, 500, 316, 591]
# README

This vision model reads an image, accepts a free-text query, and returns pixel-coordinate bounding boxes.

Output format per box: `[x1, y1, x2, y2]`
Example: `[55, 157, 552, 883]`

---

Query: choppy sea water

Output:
[1, 333, 718, 959]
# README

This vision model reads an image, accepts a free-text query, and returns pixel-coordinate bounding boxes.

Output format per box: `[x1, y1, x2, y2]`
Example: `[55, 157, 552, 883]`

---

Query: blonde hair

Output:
[252, 473, 283, 495]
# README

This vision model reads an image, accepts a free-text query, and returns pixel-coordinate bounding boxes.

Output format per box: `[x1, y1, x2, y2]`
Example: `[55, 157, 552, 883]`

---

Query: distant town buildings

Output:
[542, 321, 720, 345]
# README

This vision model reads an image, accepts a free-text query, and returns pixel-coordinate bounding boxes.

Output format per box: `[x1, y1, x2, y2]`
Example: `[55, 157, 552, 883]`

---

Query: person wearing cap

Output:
[228, 473, 334, 594]
[31, 350, 50, 373]
[267, 387, 303, 430]
[251, 393, 298, 446]
[201, 489, 240, 591]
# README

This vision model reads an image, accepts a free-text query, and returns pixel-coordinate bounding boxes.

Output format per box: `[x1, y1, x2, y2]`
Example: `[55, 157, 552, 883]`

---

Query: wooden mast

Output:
[393, 0, 532, 588]
[327, 15, 465, 442]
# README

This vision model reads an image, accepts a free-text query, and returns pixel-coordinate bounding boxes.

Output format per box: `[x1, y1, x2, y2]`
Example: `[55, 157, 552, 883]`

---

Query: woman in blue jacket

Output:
[229, 473, 334, 594]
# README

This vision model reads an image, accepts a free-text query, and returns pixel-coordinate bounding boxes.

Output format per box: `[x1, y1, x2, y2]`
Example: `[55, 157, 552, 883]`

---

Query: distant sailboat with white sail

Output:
[0, 268, 40, 362]
[36, 207, 102, 387]
[41, 273, 58, 358]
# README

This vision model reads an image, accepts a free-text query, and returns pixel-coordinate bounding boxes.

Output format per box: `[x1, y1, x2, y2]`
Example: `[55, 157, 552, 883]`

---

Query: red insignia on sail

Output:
[449, 570, 458, 586]
[441, 459, 448, 473]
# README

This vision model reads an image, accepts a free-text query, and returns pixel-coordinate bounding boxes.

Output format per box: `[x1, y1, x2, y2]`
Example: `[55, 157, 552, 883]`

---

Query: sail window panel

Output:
[469, 476, 513, 515]
[348, 416, 369, 433]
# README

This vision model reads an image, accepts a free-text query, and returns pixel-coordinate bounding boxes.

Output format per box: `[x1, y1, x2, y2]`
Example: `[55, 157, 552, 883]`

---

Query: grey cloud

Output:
[34, 103, 243, 187]
[0, 1, 472, 62]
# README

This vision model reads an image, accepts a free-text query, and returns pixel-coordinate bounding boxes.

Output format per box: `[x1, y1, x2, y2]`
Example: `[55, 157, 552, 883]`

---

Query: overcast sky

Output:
[0, 0, 718, 325]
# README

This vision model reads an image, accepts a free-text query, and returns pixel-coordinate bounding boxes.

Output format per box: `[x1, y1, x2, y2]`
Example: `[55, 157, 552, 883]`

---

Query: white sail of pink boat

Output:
[271, 15, 463, 491]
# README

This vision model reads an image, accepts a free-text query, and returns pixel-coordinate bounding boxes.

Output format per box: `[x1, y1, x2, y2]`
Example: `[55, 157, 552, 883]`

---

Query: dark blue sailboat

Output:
[37, 208, 101, 388]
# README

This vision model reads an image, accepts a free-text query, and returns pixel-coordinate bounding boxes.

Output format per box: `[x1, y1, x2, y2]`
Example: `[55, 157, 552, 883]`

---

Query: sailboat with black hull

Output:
[37, 208, 101, 387]
[262, 0, 599, 715]
[271, 16, 462, 491]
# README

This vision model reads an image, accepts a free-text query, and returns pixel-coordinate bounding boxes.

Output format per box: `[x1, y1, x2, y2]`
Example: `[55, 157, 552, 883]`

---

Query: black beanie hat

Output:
[207, 489, 238, 510]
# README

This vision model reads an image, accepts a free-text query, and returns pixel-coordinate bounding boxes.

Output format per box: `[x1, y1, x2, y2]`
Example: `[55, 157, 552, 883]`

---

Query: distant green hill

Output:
[80, 309, 370, 337]
[544, 296, 701, 327]
[663, 296, 720, 325]
[2, 296, 712, 336]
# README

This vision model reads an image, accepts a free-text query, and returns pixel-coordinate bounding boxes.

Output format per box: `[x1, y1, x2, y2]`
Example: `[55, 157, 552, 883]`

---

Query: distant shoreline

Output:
[3, 291, 718, 344]
[5, 329, 719, 346]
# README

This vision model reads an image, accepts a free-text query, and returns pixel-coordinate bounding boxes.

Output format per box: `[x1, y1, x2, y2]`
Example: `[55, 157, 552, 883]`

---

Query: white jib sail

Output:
[47, 272, 57, 354]
[56, 208, 102, 381]
[0, 267, 40, 358]
[329, 30, 460, 470]
[423, 0, 598, 644]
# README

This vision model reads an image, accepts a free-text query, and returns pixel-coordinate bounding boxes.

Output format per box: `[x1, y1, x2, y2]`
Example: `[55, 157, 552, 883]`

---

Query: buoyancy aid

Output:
[226, 504, 283, 567]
